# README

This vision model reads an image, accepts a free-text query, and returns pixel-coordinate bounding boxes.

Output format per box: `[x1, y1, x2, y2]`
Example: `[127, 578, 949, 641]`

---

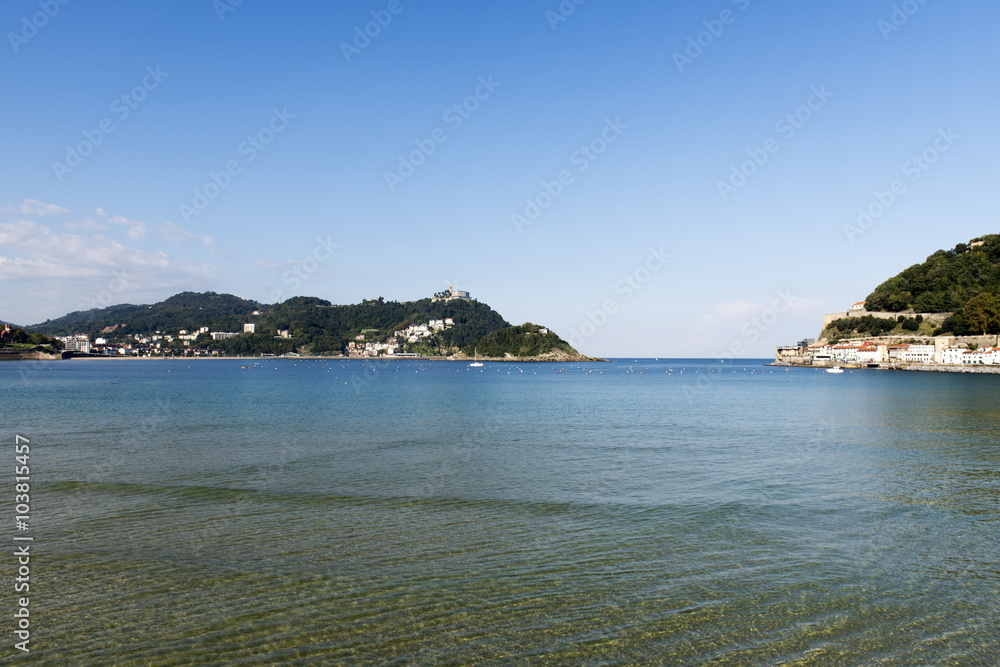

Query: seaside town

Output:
[56, 323, 264, 357]
[346, 318, 456, 358]
[50, 316, 463, 358]
[776, 301, 1000, 369]
[41, 286, 481, 358]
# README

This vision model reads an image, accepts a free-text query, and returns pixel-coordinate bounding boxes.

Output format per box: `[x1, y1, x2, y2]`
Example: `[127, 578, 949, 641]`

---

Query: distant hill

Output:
[255, 295, 511, 356]
[863, 234, 1000, 335]
[29, 291, 263, 337]
[28, 291, 514, 357]
[463, 323, 581, 359]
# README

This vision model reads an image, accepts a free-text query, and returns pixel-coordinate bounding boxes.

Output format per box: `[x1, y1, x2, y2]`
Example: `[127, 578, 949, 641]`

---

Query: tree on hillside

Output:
[962, 293, 1000, 335]
[864, 234, 1000, 313]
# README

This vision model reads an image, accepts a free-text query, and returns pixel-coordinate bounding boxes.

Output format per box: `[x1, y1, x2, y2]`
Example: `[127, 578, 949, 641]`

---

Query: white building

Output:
[831, 343, 862, 363]
[962, 349, 985, 365]
[61, 334, 91, 354]
[889, 344, 909, 360]
[244, 323, 256, 333]
[856, 343, 887, 365]
[211, 332, 237, 341]
[938, 346, 966, 365]
[901, 345, 934, 363]
[433, 286, 472, 302]
[984, 348, 1000, 365]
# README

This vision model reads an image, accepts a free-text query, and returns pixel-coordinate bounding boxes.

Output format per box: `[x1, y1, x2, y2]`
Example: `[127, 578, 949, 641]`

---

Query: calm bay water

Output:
[3, 358, 999, 665]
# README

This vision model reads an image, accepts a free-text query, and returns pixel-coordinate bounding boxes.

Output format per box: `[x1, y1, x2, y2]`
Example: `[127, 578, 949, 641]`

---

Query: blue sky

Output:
[2, 0, 998, 357]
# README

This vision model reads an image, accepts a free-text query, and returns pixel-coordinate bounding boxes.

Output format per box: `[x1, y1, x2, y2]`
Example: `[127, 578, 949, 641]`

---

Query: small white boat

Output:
[469, 348, 483, 367]
[826, 366, 844, 374]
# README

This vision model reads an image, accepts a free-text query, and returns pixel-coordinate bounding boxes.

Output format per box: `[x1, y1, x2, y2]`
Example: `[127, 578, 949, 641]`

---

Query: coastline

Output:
[896, 364, 1000, 375]
[769, 361, 1000, 375]
[59, 354, 609, 363]
[0, 349, 66, 361]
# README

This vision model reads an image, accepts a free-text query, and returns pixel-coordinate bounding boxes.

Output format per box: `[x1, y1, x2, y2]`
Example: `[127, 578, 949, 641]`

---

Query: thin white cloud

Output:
[702, 300, 757, 325]
[1, 203, 234, 324]
[0, 219, 219, 281]
[160, 220, 196, 244]
[254, 258, 283, 270]
[96, 208, 149, 240]
[62, 217, 108, 233]
[1, 199, 70, 217]
[0, 215, 226, 326]
[160, 221, 219, 252]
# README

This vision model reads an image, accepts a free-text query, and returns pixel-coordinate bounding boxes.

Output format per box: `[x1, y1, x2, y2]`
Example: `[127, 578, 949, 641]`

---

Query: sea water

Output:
[2, 359, 998, 664]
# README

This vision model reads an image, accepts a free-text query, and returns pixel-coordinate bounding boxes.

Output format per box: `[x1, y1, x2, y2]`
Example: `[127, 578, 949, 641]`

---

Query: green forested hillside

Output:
[0, 324, 62, 351]
[863, 235, 1000, 334]
[463, 323, 577, 358]
[29, 292, 264, 336]
[28, 292, 511, 356]
[865, 235, 1000, 312]
[254, 296, 510, 355]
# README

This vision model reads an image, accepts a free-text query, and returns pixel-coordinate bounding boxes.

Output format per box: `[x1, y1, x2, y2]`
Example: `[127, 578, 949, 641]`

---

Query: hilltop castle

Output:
[432, 286, 472, 303]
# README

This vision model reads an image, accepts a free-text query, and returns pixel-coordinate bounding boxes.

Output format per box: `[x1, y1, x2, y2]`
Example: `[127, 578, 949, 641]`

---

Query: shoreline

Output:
[58, 354, 609, 363]
[897, 363, 1000, 375]
[769, 361, 1000, 375]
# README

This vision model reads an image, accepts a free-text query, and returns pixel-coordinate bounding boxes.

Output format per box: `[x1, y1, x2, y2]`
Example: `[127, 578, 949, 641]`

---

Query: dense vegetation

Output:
[28, 292, 512, 356]
[463, 323, 577, 358]
[0, 324, 62, 351]
[938, 293, 1000, 335]
[864, 235, 1000, 313]
[29, 292, 264, 337]
[823, 314, 930, 341]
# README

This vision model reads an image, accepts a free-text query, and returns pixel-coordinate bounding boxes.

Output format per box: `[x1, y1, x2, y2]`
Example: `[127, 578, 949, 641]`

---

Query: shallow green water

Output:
[3, 359, 999, 664]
